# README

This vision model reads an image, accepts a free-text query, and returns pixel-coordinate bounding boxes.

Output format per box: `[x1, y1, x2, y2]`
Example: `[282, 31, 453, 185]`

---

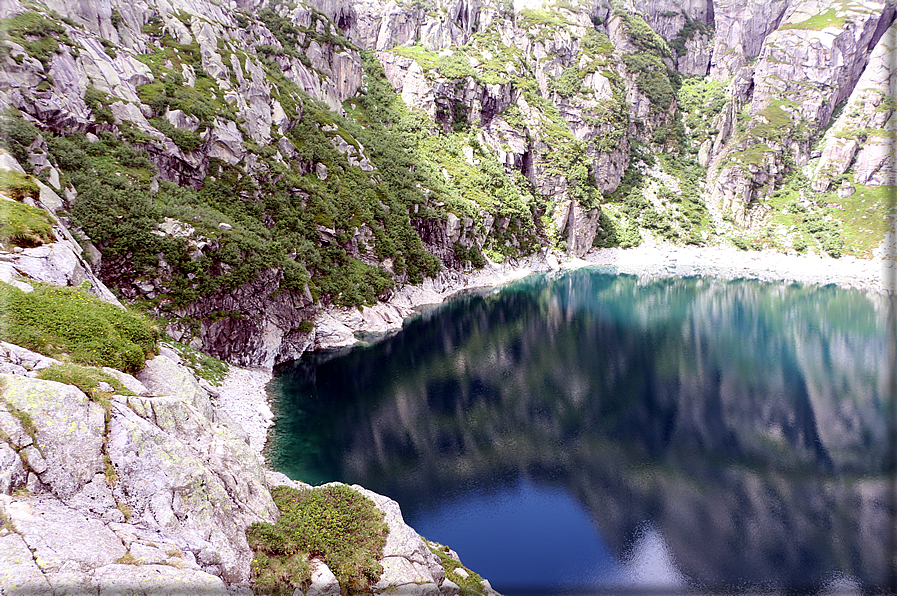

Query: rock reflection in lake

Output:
[268, 271, 896, 594]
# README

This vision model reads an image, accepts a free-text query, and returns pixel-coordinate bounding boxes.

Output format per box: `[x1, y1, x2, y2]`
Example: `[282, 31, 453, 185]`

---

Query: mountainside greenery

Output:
[0, 0, 891, 324]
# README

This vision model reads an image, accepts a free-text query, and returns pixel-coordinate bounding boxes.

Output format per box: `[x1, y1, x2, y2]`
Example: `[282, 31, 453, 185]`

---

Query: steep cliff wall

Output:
[0, 0, 892, 368]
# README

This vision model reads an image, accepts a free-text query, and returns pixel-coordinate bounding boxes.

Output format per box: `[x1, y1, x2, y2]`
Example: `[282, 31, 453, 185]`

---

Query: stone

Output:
[350, 485, 447, 592]
[91, 563, 229, 595]
[136, 355, 214, 418]
[100, 367, 150, 396]
[0, 343, 60, 375]
[0, 375, 105, 500]
[440, 578, 461, 596]
[7, 495, 126, 573]
[65, 474, 116, 515]
[208, 119, 245, 165]
[307, 559, 340, 596]
[0, 532, 53, 595]
[265, 470, 312, 492]
[19, 446, 47, 475]
[107, 382, 277, 584]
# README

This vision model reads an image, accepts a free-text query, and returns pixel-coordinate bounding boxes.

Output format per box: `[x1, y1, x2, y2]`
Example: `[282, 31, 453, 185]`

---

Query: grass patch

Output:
[0, 509, 16, 533]
[0, 11, 74, 67]
[779, 8, 845, 31]
[0, 282, 158, 373]
[246, 484, 388, 595]
[36, 363, 135, 397]
[0, 200, 54, 248]
[116, 552, 139, 565]
[833, 182, 895, 257]
[727, 143, 773, 167]
[116, 501, 132, 520]
[426, 541, 490, 596]
[5, 401, 36, 437]
[0, 170, 40, 201]
[167, 342, 229, 386]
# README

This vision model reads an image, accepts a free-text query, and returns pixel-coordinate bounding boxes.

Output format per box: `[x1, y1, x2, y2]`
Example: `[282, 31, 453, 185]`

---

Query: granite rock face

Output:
[812, 20, 897, 191]
[0, 359, 275, 590]
[705, 0, 894, 228]
[0, 350, 498, 594]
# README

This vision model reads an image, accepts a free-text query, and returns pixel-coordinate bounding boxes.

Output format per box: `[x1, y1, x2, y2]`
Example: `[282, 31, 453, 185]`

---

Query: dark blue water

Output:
[267, 270, 896, 595]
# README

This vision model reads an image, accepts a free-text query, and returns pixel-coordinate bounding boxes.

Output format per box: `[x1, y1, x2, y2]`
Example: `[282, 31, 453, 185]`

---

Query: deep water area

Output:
[268, 270, 896, 595]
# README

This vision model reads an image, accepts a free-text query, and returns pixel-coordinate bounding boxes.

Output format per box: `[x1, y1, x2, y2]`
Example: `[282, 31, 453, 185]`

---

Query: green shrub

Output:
[622, 54, 678, 110]
[551, 66, 584, 98]
[149, 118, 203, 152]
[0, 282, 158, 372]
[0, 109, 39, 165]
[247, 484, 388, 595]
[452, 241, 486, 269]
[83, 86, 116, 124]
[0, 200, 54, 247]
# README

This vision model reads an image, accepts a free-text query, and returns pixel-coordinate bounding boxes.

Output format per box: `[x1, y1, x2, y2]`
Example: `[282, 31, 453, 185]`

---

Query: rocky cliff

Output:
[0, 0, 893, 368]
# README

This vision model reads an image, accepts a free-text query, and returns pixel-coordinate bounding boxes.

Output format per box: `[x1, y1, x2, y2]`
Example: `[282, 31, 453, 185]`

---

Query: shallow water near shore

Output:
[267, 269, 896, 595]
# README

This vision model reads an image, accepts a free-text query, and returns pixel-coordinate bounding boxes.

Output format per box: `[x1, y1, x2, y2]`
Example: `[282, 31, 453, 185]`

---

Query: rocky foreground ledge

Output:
[0, 343, 495, 596]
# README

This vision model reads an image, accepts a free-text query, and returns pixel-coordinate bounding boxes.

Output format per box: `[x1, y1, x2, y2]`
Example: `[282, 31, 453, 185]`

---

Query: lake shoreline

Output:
[234, 242, 896, 459]
[583, 240, 895, 294]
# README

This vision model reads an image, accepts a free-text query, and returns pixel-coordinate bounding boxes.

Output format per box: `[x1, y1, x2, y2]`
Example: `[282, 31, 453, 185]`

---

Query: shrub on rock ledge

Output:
[247, 484, 388, 595]
[0, 282, 157, 372]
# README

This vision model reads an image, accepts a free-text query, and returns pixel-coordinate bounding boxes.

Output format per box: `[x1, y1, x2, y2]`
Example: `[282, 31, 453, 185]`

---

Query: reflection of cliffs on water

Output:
[269, 272, 894, 588]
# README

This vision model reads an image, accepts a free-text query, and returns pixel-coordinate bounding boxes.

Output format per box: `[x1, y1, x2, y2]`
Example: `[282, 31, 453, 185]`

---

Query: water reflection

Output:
[268, 271, 895, 594]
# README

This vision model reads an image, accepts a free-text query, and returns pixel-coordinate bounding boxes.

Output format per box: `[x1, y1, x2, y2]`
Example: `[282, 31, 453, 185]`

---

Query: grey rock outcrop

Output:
[0, 376, 105, 500]
[812, 20, 897, 190]
[0, 161, 121, 305]
[0, 346, 501, 594]
[0, 356, 277, 589]
[351, 484, 457, 596]
[707, 0, 895, 227]
[167, 268, 316, 369]
[709, 0, 790, 79]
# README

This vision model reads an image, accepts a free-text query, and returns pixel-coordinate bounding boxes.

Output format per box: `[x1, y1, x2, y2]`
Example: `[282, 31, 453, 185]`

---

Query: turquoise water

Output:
[267, 270, 896, 594]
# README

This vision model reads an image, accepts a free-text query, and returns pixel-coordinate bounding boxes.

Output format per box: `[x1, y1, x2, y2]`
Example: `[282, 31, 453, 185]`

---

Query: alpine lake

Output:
[266, 268, 896, 595]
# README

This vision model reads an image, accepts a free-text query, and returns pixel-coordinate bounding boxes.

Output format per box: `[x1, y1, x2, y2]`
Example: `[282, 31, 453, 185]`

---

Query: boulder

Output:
[7, 495, 126, 573]
[307, 559, 340, 596]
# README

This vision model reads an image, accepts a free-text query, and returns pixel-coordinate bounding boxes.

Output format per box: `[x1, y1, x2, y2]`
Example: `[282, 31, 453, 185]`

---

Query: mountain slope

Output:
[0, 0, 893, 367]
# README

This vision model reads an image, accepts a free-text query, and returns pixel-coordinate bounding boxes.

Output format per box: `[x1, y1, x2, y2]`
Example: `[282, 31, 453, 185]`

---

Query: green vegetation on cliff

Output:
[0, 282, 157, 373]
[247, 484, 388, 595]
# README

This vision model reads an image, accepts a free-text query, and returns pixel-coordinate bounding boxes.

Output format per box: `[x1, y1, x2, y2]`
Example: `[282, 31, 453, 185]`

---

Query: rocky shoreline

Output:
[240, 241, 896, 458]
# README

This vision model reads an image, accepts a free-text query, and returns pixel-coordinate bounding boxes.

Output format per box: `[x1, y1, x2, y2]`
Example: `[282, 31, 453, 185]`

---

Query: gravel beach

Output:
[583, 241, 896, 294]
[215, 365, 276, 457]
